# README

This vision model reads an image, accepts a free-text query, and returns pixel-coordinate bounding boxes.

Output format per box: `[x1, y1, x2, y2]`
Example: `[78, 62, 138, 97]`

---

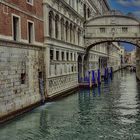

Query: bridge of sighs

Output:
[78, 11, 140, 81]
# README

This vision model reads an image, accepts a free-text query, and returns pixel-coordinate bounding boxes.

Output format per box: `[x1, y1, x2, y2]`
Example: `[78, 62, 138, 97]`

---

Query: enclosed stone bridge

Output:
[78, 11, 140, 81]
[84, 12, 140, 53]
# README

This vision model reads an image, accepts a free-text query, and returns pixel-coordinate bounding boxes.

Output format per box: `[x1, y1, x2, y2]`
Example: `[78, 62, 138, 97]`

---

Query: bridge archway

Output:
[85, 13, 140, 51]
[82, 12, 140, 80]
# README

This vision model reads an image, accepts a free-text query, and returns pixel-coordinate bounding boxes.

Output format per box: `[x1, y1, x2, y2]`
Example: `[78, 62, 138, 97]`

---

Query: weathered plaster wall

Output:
[0, 40, 45, 118]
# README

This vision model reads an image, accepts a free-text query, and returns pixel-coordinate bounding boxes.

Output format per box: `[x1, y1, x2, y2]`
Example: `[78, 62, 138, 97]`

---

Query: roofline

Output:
[86, 14, 140, 24]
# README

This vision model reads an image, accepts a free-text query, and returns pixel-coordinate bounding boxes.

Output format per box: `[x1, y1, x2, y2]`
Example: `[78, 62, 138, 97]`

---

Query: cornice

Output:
[0, 39, 45, 50]
[43, 0, 84, 20]
[59, 0, 84, 20]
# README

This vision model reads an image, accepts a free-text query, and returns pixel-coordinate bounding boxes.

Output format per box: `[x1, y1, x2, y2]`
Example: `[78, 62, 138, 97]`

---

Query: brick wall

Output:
[0, 0, 45, 121]
[0, 1, 44, 43]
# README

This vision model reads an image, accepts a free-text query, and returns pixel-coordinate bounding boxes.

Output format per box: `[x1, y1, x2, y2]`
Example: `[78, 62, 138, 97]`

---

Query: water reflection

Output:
[0, 70, 140, 140]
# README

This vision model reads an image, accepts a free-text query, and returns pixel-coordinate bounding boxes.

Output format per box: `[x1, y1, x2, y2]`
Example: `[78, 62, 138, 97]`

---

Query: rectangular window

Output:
[13, 16, 20, 41]
[21, 73, 26, 84]
[122, 27, 128, 33]
[56, 51, 59, 61]
[50, 50, 54, 60]
[62, 52, 64, 61]
[71, 53, 73, 61]
[71, 66, 74, 72]
[28, 21, 34, 43]
[100, 28, 105, 33]
[67, 52, 69, 61]
[27, 0, 33, 5]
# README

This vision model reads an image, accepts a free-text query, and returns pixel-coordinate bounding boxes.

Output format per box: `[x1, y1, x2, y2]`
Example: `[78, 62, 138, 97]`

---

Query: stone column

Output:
[54, 48, 56, 60]
[69, 51, 71, 61]
[44, 45, 50, 96]
[73, 28, 76, 44]
[52, 13, 56, 38]
[74, 0, 77, 11]
[59, 50, 62, 61]
[64, 51, 67, 61]
[75, 27, 78, 45]
[79, 31, 83, 46]
[71, 27, 74, 44]
[68, 24, 70, 43]
[78, 1, 81, 13]
[44, 5, 50, 37]
[58, 17, 61, 40]
[64, 21, 66, 41]
[72, 52, 74, 61]
[136, 46, 140, 80]
[82, 55, 85, 78]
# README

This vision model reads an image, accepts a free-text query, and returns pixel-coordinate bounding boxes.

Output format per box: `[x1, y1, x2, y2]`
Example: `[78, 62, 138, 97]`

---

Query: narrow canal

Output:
[0, 70, 140, 140]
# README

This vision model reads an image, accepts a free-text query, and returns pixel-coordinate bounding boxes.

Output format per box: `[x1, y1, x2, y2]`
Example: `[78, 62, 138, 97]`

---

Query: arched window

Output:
[55, 15, 59, 39]
[61, 18, 64, 40]
[65, 21, 69, 42]
[78, 28, 81, 45]
[70, 23, 73, 43]
[49, 11, 54, 37]
[83, 4, 86, 19]
[73, 26, 76, 44]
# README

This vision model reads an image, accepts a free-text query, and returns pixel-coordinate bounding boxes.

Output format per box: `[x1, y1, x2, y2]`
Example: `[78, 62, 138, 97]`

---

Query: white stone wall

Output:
[43, 0, 84, 96]
[0, 41, 45, 118]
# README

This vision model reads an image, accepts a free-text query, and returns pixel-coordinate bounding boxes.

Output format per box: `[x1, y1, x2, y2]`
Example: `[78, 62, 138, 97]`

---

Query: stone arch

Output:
[82, 12, 140, 80]
[85, 13, 140, 49]
[83, 40, 140, 78]
[86, 40, 140, 53]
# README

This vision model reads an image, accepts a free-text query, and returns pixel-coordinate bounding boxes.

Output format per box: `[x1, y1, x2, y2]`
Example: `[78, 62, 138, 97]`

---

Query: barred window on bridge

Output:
[100, 28, 105, 33]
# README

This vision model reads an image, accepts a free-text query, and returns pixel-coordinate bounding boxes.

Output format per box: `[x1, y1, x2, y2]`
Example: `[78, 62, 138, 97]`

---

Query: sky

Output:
[107, 0, 140, 51]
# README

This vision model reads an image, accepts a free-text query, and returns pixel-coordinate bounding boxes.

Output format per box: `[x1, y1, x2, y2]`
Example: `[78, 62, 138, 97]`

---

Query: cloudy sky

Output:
[108, 0, 140, 17]
[107, 0, 139, 51]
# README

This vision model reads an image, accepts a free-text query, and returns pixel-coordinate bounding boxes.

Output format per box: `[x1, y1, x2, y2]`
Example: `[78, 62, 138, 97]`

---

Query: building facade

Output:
[43, 0, 121, 96]
[43, 0, 84, 97]
[0, 0, 45, 121]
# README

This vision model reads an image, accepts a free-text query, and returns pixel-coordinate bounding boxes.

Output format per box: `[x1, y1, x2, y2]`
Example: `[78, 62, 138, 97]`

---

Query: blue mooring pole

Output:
[97, 69, 101, 84]
[92, 70, 95, 84]
[84, 72, 87, 82]
[88, 71, 90, 83]
[104, 68, 106, 80]
[106, 67, 108, 77]
[110, 67, 113, 78]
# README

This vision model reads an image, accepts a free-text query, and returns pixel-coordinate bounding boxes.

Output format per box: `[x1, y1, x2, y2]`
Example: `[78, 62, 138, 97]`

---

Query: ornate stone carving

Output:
[48, 74, 78, 95]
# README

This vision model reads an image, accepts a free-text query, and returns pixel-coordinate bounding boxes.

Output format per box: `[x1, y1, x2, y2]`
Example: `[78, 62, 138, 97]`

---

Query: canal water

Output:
[0, 70, 140, 140]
